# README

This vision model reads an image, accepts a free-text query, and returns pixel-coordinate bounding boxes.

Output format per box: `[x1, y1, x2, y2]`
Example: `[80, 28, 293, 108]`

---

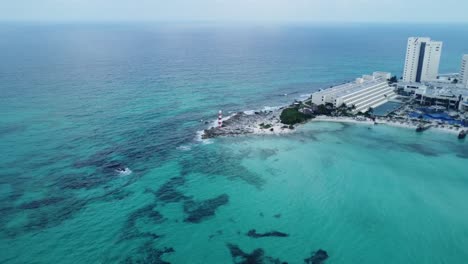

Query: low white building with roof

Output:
[414, 86, 468, 110]
[311, 72, 396, 113]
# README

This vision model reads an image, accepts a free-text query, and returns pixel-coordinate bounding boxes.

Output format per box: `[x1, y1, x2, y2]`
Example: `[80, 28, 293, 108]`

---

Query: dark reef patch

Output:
[227, 243, 288, 264]
[122, 241, 174, 264]
[99, 188, 133, 202]
[455, 146, 468, 159]
[304, 249, 328, 264]
[1, 180, 140, 238]
[55, 173, 112, 190]
[404, 143, 439, 157]
[120, 204, 165, 242]
[273, 213, 281, 218]
[246, 229, 289, 238]
[103, 162, 129, 173]
[152, 176, 190, 203]
[258, 148, 279, 160]
[179, 150, 265, 189]
[19, 197, 66, 210]
[0, 123, 27, 137]
[183, 194, 229, 223]
[208, 230, 224, 239]
[17, 198, 89, 236]
[125, 204, 165, 228]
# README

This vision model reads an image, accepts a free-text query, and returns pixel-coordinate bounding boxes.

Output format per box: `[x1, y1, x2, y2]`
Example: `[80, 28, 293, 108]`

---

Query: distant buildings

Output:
[460, 54, 468, 88]
[403, 37, 442, 83]
[414, 86, 466, 110]
[460, 95, 468, 112]
[396, 80, 468, 111]
[311, 72, 395, 113]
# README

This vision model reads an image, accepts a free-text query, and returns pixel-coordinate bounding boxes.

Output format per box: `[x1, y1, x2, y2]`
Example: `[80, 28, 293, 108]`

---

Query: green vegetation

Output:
[259, 123, 272, 129]
[334, 103, 354, 117]
[362, 107, 374, 118]
[315, 104, 332, 115]
[388, 76, 398, 84]
[279, 107, 313, 125]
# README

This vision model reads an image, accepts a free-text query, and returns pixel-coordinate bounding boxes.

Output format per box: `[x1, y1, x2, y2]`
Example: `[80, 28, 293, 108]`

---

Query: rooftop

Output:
[313, 72, 391, 98]
[418, 87, 468, 98]
[333, 79, 386, 97]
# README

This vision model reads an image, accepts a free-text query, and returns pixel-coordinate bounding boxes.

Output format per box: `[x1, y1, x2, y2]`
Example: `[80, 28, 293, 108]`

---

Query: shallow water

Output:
[1, 23, 468, 263]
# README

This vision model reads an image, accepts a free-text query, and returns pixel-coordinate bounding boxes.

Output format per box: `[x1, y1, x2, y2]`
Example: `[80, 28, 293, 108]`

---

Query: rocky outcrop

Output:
[202, 110, 284, 139]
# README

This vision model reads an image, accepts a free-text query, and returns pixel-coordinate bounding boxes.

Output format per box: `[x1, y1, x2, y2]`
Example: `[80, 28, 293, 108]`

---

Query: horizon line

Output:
[1, 20, 468, 25]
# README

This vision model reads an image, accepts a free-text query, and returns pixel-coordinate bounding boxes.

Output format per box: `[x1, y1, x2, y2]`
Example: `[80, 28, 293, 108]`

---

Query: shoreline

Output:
[311, 116, 462, 135]
[200, 111, 465, 140]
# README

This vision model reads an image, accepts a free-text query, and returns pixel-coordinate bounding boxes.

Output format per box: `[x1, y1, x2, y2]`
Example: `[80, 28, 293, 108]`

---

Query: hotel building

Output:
[311, 72, 396, 113]
[403, 37, 443, 83]
[414, 86, 466, 110]
[460, 54, 468, 88]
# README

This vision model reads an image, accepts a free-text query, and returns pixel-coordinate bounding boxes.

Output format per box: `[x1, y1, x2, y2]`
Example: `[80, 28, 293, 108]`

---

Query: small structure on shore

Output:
[459, 130, 466, 139]
[416, 124, 431, 132]
[218, 110, 223, 128]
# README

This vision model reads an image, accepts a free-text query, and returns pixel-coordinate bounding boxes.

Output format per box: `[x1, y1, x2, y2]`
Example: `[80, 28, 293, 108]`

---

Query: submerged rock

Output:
[154, 176, 190, 203]
[227, 243, 288, 264]
[119, 204, 164, 242]
[304, 249, 328, 264]
[246, 229, 289, 238]
[19, 197, 65, 210]
[122, 242, 174, 264]
[184, 194, 229, 223]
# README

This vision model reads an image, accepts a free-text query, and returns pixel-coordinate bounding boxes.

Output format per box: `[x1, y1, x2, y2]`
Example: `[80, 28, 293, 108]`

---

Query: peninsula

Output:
[202, 71, 468, 139]
[202, 37, 468, 140]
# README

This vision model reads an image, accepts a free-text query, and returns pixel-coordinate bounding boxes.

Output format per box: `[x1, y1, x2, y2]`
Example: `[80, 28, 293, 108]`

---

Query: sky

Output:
[1, 0, 468, 23]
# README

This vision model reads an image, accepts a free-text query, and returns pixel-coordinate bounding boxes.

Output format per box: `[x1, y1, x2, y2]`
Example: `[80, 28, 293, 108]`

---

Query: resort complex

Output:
[310, 37, 468, 118]
[403, 37, 442, 83]
[460, 54, 468, 88]
[203, 36, 467, 140]
[310, 72, 396, 113]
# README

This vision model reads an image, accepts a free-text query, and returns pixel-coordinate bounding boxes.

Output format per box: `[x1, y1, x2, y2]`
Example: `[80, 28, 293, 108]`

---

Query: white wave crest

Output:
[195, 130, 213, 144]
[177, 145, 192, 151]
[117, 168, 132, 176]
[262, 106, 281, 112]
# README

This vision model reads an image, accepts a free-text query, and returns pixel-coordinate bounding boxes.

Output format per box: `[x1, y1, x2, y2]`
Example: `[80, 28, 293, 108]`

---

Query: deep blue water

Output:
[1, 23, 468, 263]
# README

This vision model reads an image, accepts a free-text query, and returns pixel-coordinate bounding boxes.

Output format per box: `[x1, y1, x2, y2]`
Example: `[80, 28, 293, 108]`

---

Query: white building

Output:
[311, 72, 396, 113]
[403, 37, 443, 83]
[460, 54, 468, 88]
[460, 95, 468, 112]
[414, 86, 468, 110]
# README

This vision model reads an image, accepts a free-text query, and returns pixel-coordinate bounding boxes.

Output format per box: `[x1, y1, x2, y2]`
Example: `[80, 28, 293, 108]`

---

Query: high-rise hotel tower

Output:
[403, 37, 443, 83]
[460, 54, 468, 88]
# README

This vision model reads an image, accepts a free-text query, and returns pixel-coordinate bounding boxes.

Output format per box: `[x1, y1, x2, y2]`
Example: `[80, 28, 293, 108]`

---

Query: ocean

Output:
[0, 23, 468, 263]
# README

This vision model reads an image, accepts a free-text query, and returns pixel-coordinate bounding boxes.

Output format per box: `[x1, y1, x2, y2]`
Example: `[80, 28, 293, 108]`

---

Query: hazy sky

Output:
[2, 0, 468, 23]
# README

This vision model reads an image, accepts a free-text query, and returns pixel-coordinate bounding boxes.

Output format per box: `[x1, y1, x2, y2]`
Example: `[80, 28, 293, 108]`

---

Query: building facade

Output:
[460, 54, 468, 88]
[311, 72, 396, 113]
[403, 37, 443, 83]
[460, 95, 468, 112]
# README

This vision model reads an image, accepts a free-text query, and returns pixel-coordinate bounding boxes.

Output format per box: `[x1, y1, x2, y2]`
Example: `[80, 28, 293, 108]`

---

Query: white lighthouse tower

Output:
[218, 110, 223, 128]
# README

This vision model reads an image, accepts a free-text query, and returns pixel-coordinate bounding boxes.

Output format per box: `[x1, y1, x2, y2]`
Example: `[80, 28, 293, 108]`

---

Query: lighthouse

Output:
[218, 110, 223, 128]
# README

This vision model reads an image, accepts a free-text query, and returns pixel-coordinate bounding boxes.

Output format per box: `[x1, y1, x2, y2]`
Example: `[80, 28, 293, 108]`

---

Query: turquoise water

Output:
[1, 24, 468, 263]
